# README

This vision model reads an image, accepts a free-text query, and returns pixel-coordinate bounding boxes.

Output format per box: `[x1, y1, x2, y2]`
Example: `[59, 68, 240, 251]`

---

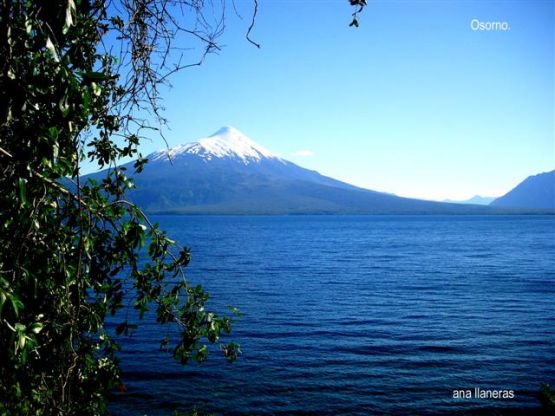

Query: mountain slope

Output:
[490, 170, 555, 209]
[85, 127, 497, 214]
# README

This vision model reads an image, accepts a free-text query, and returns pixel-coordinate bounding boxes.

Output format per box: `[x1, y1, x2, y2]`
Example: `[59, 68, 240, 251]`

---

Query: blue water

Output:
[109, 215, 555, 415]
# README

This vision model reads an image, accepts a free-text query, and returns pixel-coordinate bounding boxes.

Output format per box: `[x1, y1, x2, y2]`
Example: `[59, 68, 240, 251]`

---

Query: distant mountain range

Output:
[490, 170, 555, 209]
[83, 127, 554, 214]
[443, 196, 496, 205]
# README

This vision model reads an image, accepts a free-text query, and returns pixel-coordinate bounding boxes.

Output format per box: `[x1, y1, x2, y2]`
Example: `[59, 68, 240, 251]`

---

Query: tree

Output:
[0, 1, 243, 414]
[0, 1, 365, 414]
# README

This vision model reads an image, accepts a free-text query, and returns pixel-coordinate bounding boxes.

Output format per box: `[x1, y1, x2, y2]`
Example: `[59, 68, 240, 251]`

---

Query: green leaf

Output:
[18, 178, 27, 206]
[91, 82, 102, 96]
[80, 71, 109, 80]
[115, 321, 127, 336]
[195, 345, 208, 363]
[63, 0, 76, 34]
[10, 295, 24, 318]
[45, 37, 59, 61]
[29, 323, 43, 334]
[0, 292, 5, 317]
[48, 127, 59, 140]
[17, 333, 27, 350]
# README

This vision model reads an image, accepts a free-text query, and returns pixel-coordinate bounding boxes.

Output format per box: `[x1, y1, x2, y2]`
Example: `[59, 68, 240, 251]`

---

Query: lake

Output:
[109, 215, 555, 415]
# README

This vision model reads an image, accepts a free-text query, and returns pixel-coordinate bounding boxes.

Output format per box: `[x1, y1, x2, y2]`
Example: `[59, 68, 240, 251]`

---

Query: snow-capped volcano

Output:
[151, 126, 281, 164]
[83, 127, 498, 214]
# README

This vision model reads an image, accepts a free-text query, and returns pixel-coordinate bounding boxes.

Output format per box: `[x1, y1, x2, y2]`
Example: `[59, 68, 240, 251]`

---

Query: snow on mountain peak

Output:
[151, 126, 280, 164]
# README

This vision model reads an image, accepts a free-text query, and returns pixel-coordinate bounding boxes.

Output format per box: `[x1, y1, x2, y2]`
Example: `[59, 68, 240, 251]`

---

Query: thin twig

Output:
[246, 0, 260, 48]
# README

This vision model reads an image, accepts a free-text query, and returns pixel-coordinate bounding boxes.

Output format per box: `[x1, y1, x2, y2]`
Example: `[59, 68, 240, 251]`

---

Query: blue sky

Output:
[101, 0, 554, 201]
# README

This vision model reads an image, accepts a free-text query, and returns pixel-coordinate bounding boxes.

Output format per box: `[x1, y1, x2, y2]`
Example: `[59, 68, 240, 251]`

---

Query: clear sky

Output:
[98, 0, 555, 201]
